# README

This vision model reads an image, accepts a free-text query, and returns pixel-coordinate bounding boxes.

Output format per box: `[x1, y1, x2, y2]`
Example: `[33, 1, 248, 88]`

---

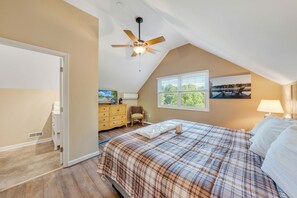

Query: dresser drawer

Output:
[118, 119, 126, 125]
[110, 105, 126, 115]
[110, 120, 126, 127]
[99, 122, 109, 130]
[99, 117, 109, 122]
[110, 115, 126, 121]
[99, 106, 109, 112]
[99, 112, 109, 118]
[109, 121, 119, 127]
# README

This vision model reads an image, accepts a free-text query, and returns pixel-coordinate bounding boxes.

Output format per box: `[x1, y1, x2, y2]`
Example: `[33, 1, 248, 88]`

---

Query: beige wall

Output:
[0, 89, 59, 147]
[118, 92, 138, 122]
[282, 82, 297, 119]
[282, 84, 292, 116]
[138, 44, 283, 130]
[0, 0, 98, 160]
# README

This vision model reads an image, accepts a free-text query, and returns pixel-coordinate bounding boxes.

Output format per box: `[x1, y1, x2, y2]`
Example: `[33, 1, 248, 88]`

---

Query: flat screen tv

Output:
[98, 90, 117, 104]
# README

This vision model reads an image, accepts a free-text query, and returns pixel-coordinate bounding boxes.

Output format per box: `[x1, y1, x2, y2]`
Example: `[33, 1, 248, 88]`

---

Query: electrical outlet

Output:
[147, 114, 151, 118]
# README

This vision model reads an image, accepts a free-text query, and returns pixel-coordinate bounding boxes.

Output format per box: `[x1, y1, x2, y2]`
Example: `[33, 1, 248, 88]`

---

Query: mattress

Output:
[98, 119, 288, 198]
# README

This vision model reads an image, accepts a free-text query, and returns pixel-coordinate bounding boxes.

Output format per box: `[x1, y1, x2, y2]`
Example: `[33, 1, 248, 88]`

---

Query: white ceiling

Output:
[66, 0, 297, 92]
[142, 0, 297, 85]
[0, 44, 60, 89]
[65, 0, 187, 93]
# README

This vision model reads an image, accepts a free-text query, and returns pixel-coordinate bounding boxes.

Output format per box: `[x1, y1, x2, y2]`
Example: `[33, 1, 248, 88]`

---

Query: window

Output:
[157, 70, 209, 111]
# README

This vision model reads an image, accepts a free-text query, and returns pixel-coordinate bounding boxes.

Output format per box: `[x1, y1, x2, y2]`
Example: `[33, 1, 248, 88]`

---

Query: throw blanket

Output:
[135, 120, 181, 139]
[98, 119, 288, 198]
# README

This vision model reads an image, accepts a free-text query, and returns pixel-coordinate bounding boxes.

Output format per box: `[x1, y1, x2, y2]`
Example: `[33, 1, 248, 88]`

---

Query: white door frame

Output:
[0, 37, 70, 167]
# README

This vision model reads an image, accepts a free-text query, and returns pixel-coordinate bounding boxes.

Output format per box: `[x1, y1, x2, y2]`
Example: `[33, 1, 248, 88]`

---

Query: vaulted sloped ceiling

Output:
[66, 0, 297, 92]
[142, 0, 297, 85]
[65, 0, 187, 92]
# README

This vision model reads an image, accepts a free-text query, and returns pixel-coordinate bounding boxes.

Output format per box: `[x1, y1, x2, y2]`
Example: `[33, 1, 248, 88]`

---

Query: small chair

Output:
[130, 106, 145, 126]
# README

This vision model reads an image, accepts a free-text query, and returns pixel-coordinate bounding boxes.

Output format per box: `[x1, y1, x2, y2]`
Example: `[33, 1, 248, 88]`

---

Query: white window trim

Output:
[157, 70, 209, 112]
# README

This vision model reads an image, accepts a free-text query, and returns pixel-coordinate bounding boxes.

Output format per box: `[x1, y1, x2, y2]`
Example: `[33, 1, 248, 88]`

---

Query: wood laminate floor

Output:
[0, 123, 149, 197]
[0, 157, 119, 198]
[0, 141, 61, 192]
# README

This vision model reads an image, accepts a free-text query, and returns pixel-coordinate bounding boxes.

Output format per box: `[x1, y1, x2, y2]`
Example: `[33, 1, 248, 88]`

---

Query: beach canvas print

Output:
[210, 74, 251, 99]
[98, 90, 117, 104]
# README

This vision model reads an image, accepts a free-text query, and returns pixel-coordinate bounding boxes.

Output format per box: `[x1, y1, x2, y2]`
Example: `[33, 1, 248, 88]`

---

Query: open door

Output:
[59, 57, 64, 165]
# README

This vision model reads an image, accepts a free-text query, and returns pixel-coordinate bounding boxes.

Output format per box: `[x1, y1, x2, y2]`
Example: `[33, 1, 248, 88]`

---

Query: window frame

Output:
[157, 70, 209, 112]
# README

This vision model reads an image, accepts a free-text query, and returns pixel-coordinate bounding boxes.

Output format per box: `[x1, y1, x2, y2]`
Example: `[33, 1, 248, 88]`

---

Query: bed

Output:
[98, 119, 288, 198]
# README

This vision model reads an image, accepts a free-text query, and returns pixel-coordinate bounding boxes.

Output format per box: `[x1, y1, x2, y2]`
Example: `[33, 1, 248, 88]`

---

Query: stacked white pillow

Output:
[250, 115, 276, 142]
[249, 116, 297, 197]
[250, 115, 277, 136]
[261, 125, 297, 198]
[249, 117, 292, 158]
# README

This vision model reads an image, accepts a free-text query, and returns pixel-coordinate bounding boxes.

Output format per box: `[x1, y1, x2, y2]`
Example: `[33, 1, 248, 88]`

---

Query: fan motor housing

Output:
[136, 17, 143, 24]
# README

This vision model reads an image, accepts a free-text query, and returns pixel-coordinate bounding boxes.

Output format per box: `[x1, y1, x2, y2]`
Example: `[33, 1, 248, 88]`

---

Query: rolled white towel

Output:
[159, 121, 183, 134]
[136, 121, 182, 139]
[136, 127, 161, 139]
[158, 123, 177, 134]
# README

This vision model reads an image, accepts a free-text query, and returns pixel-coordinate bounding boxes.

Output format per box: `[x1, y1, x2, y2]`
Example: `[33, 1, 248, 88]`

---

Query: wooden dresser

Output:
[98, 104, 127, 131]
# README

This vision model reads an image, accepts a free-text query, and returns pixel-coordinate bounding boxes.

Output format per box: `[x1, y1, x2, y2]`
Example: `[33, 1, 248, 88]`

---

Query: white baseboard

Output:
[67, 150, 99, 167]
[144, 121, 154, 125]
[0, 137, 53, 152]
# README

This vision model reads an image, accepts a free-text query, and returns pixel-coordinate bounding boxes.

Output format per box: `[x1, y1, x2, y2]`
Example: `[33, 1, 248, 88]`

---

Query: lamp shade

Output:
[257, 100, 284, 114]
[133, 46, 146, 54]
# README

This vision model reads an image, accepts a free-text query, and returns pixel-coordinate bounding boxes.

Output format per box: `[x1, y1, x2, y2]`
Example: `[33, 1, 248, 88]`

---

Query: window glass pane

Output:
[181, 92, 205, 108]
[160, 93, 178, 106]
[181, 74, 206, 91]
[159, 78, 178, 92]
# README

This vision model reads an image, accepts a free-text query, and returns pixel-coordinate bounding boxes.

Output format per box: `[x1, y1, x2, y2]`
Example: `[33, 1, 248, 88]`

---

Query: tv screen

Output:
[98, 90, 117, 104]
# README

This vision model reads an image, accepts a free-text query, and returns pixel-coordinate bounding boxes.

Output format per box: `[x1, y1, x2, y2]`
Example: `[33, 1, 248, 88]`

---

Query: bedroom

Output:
[0, 0, 297, 198]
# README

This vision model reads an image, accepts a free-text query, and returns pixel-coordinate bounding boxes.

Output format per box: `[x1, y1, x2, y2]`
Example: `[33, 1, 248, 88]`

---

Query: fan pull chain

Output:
[139, 54, 142, 72]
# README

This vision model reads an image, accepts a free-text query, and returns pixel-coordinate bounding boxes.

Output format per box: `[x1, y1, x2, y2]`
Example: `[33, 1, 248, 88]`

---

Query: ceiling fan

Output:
[111, 17, 166, 57]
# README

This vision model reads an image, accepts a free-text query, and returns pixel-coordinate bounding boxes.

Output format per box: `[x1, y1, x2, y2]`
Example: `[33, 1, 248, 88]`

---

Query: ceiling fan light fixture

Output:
[133, 46, 146, 54]
[111, 17, 165, 57]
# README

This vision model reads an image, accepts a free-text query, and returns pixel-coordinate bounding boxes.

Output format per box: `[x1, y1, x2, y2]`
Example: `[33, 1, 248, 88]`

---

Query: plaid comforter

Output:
[98, 120, 288, 198]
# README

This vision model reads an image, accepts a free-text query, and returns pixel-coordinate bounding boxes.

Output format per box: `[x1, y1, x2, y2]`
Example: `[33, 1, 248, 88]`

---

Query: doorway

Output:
[0, 38, 69, 191]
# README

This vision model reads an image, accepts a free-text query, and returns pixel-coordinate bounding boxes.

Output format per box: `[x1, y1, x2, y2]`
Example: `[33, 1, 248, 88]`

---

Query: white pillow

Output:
[250, 115, 277, 136]
[261, 125, 297, 198]
[249, 118, 291, 158]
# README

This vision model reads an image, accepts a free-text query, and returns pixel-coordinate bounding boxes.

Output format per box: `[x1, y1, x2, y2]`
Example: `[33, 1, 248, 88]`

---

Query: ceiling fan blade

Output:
[124, 30, 138, 42]
[111, 44, 132, 47]
[146, 47, 157, 54]
[131, 51, 138, 57]
[145, 36, 165, 46]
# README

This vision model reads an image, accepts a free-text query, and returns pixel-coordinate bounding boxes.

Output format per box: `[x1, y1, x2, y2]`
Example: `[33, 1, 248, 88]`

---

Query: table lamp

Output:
[257, 100, 284, 117]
